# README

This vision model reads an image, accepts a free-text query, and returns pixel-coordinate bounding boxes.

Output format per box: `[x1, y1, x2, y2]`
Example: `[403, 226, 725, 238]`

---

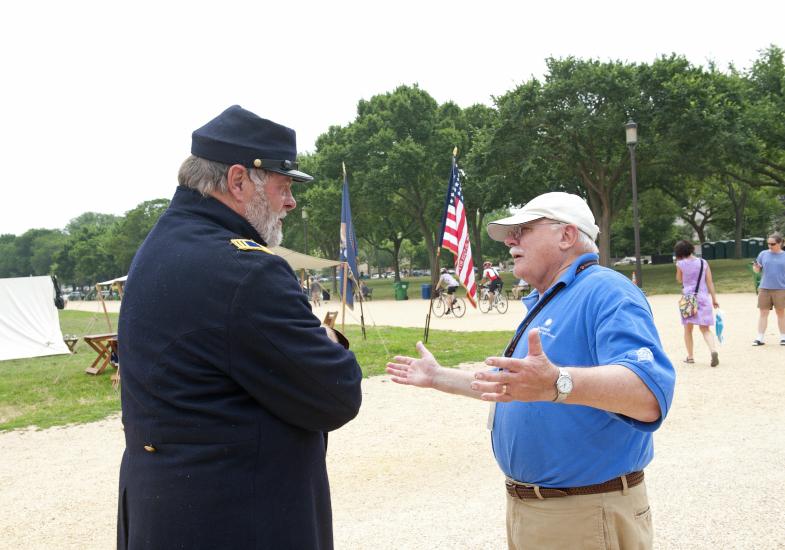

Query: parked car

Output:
[67, 291, 84, 300]
[612, 257, 637, 266]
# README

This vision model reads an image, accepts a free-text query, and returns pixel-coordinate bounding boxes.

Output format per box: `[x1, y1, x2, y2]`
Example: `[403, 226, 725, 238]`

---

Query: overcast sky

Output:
[1, 0, 783, 235]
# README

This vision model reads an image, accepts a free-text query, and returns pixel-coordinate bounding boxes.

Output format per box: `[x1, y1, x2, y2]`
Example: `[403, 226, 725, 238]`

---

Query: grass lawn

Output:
[1, 260, 755, 431]
[0, 311, 509, 431]
[357, 258, 757, 300]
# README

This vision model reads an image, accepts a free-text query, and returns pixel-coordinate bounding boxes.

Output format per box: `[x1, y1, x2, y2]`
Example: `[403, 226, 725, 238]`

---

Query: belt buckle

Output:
[507, 479, 546, 500]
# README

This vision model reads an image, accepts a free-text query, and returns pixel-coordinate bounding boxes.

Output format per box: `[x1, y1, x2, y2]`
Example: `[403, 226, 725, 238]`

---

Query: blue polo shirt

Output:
[491, 253, 675, 487]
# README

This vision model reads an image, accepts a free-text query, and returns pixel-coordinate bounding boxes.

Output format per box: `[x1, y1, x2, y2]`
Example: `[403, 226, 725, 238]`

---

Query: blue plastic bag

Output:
[715, 309, 725, 344]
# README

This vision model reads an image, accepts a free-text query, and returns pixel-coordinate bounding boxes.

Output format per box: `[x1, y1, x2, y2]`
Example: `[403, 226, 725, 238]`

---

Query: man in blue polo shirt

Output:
[387, 192, 675, 549]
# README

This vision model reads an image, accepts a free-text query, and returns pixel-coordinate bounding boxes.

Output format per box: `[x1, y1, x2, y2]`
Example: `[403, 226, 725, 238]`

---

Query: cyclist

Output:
[481, 261, 503, 306]
[436, 268, 460, 313]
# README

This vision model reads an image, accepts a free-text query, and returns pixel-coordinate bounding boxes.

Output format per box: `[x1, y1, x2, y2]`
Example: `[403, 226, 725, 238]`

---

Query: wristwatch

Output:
[553, 367, 573, 402]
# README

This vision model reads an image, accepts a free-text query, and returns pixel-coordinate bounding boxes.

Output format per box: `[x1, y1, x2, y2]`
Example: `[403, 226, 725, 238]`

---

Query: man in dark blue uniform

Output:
[117, 106, 363, 549]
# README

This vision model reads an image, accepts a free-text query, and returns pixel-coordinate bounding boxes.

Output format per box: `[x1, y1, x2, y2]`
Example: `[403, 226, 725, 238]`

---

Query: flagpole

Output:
[425, 146, 459, 342]
[354, 271, 367, 340]
[424, 245, 440, 342]
[341, 262, 348, 333]
[341, 161, 348, 334]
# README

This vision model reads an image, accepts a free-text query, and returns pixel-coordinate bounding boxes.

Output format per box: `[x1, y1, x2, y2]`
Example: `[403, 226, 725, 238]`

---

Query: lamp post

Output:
[302, 208, 308, 255]
[625, 119, 642, 289]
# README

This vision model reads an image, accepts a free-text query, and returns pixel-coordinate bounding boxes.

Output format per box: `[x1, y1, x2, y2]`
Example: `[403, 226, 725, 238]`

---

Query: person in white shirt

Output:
[437, 268, 460, 312]
[481, 261, 503, 305]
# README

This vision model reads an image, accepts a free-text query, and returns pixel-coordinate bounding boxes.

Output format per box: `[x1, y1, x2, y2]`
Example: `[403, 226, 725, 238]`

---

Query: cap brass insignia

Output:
[230, 239, 274, 253]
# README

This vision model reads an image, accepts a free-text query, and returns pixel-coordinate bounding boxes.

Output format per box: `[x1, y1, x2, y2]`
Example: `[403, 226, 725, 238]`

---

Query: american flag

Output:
[438, 154, 477, 307]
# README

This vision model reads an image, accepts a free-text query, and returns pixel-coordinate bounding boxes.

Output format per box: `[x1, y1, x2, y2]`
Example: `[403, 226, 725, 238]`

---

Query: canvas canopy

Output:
[0, 276, 70, 361]
[96, 275, 128, 286]
[270, 247, 342, 270]
[94, 275, 128, 331]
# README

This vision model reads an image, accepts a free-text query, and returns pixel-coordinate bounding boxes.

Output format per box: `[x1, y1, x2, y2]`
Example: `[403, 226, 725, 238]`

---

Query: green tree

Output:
[29, 229, 68, 275]
[610, 189, 682, 257]
[0, 234, 19, 277]
[1, 229, 67, 276]
[483, 57, 648, 264]
[730, 45, 785, 190]
[105, 199, 169, 273]
[55, 212, 120, 286]
[313, 85, 464, 281]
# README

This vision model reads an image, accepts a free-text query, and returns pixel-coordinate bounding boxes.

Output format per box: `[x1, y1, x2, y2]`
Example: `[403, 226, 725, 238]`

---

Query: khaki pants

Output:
[506, 480, 652, 550]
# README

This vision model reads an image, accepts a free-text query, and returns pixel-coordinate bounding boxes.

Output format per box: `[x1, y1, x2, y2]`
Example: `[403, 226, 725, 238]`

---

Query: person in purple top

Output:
[674, 240, 720, 366]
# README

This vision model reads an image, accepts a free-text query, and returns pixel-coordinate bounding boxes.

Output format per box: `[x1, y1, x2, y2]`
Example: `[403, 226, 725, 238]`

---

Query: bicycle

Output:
[478, 283, 508, 313]
[431, 288, 466, 318]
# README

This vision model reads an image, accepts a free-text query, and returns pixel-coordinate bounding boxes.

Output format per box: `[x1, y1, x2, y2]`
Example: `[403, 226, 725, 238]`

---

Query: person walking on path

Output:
[387, 192, 675, 549]
[752, 231, 785, 346]
[310, 276, 323, 307]
[674, 240, 720, 366]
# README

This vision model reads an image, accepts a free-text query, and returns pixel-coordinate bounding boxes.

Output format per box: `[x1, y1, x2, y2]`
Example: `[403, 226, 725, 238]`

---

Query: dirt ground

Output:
[3, 293, 785, 549]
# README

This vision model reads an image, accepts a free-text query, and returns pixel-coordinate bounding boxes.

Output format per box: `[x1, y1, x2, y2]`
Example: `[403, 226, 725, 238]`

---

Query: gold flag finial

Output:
[342, 161, 347, 177]
[453, 147, 458, 157]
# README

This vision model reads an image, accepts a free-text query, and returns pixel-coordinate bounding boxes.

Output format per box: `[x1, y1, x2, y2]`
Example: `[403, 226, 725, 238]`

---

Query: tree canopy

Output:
[5, 47, 784, 281]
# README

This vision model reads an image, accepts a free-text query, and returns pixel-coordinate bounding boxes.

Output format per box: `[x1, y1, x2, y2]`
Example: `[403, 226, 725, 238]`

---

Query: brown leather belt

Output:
[506, 470, 644, 500]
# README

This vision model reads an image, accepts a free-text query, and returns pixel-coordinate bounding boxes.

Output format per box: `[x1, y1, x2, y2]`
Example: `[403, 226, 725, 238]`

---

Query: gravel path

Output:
[3, 293, 785, 549]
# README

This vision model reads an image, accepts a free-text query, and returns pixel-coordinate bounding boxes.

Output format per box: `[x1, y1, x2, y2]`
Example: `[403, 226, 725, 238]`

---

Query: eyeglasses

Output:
[768, 241, 779, 246]
[507, 222, 563, 241]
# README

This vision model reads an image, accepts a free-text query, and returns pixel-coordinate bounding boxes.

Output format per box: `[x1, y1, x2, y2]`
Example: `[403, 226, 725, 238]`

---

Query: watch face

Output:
[557, 375, 573, 394]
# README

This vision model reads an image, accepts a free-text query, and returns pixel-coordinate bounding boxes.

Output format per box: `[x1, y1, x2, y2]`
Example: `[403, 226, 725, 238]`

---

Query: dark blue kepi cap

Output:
[191, 105, 313, 182]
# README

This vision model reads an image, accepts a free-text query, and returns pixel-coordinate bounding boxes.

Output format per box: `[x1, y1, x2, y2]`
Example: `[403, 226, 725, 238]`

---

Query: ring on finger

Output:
[502, 383, 508, 395]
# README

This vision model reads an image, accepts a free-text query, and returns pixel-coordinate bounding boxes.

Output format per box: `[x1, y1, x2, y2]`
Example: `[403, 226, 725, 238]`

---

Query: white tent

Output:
[0, 276, 70, 361]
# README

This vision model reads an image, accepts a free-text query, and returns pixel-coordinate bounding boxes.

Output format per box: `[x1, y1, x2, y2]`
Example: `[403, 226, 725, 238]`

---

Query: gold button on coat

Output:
[143, 444, 156, 453]
[253, 159, 262, 168]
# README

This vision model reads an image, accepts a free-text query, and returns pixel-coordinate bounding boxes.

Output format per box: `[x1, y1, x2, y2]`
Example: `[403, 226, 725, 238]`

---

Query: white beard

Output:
[245, 179, 285, 247]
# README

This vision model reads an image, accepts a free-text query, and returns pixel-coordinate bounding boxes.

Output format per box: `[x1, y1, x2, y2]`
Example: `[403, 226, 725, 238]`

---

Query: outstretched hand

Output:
[471, 328, 559, 402]
[385, 341, 441, 388]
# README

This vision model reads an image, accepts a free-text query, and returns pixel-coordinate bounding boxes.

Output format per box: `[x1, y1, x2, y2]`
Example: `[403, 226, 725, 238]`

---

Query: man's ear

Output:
[226, 164, 248, 202]
[560, 224, 580, 250]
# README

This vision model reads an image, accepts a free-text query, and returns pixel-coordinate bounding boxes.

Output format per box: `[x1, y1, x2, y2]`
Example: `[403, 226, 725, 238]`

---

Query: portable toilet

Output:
[700, 242, 715, 260]
[741, 238, 750, 258]
[722, 240, 737, 259]
[713, 241, 726, 259]
[749, 237, 765, 257]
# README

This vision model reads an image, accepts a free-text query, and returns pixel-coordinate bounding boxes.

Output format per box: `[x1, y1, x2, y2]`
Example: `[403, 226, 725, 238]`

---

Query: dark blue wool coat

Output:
[117, 186, 362, 549]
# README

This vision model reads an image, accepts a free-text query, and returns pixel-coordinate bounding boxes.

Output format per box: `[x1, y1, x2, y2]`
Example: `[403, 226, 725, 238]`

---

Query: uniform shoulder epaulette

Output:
[230, 239, 274, 254]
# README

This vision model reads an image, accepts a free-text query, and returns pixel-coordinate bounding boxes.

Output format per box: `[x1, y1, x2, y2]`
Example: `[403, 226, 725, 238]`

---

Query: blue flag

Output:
[339, 166, 359, 308]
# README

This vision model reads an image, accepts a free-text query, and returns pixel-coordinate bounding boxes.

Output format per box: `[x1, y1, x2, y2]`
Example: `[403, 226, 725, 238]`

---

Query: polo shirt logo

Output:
[636, 347, 654, 363]
[539, 318, 556, 339]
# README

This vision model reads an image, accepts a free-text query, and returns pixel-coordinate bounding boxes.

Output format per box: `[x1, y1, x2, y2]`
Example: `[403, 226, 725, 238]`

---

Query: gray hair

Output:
[177, 155, 267, 197]
[178, 156, 230, 195]
[577, 231, 600, 254]
[177, 156, 270, 196]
